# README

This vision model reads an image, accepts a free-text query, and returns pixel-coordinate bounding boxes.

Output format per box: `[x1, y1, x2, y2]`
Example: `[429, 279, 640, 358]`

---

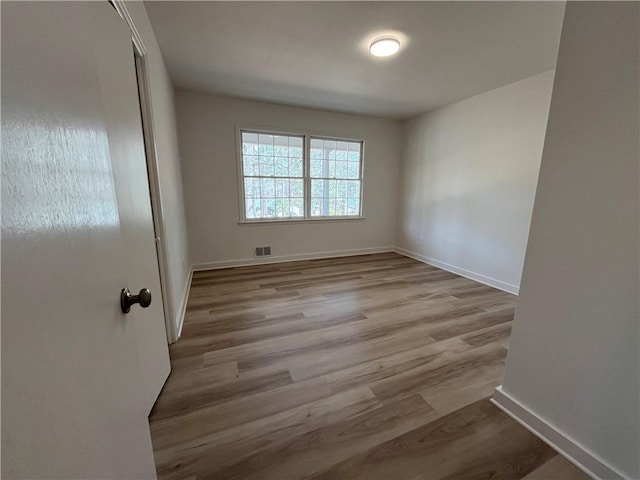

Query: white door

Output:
[97, 4, 171, 412]
[1, 2, 158, 478]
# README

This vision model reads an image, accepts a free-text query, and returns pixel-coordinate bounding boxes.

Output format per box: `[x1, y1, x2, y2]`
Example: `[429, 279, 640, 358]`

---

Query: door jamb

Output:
[111, 0, 178, 343]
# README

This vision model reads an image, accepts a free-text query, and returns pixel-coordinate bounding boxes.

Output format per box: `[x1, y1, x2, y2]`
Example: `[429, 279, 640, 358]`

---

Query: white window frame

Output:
[236, 125, 365, 224]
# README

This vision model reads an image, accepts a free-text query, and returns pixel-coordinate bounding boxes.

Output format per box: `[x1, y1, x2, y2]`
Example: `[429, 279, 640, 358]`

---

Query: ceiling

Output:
[145, 1, 565, 119]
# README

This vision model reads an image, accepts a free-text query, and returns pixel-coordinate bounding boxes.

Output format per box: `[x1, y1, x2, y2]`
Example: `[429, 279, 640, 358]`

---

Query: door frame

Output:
[112, 0, 178, 343]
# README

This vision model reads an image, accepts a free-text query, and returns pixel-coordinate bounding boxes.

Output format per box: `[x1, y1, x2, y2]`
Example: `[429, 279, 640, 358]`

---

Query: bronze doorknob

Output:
[120, 288, 152, 314]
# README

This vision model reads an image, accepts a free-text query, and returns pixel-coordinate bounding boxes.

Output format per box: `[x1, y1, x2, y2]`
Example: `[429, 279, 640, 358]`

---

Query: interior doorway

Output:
[112, 0, 178, 344]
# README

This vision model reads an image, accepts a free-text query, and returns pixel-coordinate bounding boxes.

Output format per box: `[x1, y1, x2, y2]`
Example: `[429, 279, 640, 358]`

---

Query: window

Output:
[239, 129, 363, 222]
[309, 137, 362, 217]
[240, 131, 305, 220]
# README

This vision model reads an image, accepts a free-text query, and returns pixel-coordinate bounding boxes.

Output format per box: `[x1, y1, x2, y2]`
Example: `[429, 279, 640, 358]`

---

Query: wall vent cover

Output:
[254, 246, 272, 257]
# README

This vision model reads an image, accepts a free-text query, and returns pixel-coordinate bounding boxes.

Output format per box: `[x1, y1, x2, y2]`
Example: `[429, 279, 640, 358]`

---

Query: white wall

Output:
[175, 92, 402, 267]
[126, 2, 191, 334]
[395, 71, 555, 293]
[498, 2, 639, 479]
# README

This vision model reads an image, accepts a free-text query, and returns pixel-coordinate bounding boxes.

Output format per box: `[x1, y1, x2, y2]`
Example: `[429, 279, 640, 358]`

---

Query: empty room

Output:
[2, 1, 638, 480]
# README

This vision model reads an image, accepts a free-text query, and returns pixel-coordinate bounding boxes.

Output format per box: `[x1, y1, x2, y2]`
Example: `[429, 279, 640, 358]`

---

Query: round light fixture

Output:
[369, 37, 400, 57]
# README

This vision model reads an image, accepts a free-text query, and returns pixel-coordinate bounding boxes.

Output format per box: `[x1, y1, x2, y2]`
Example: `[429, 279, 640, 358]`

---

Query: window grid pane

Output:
[242, 131, 304, 219]
[310, 179, 361, 217]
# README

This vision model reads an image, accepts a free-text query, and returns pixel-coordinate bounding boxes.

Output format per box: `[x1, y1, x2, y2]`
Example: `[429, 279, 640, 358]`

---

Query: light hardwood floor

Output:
[149, 252, 589, 480]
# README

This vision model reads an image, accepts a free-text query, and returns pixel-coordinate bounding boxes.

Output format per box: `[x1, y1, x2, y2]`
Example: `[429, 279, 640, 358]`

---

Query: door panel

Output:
[96, 3, 171, 412]
[1, 2, 157, 478]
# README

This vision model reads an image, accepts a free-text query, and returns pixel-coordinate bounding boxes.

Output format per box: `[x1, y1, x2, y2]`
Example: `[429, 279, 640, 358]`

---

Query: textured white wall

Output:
[126, 2, 191, 331]
[175, 92, 402, 266]
[396, 71, 555, 293]
[501, 2, 639, 478]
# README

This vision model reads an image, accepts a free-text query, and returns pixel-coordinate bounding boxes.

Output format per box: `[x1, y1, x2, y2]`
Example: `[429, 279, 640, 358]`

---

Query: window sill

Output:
[238, 216, 365, 226]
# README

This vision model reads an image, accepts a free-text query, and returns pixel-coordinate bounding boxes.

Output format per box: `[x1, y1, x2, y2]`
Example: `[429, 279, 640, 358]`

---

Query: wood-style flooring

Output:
[149, 252, 589, 480]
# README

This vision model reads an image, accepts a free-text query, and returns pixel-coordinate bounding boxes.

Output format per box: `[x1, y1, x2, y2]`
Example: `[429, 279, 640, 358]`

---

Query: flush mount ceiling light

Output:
[369, 37, 401, 57]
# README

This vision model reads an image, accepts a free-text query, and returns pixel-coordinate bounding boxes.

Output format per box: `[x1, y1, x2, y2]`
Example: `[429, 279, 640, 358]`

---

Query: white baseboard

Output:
[174, 268, 193, 341]
[191, 246, 394, 271]
[491, 386, 626, 480]
[393, 247, 520, 295]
